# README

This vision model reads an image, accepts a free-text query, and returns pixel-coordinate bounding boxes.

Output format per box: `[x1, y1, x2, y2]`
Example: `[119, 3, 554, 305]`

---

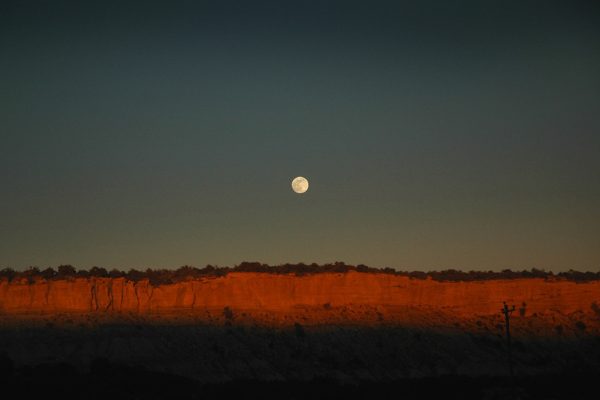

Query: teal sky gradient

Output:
[1, 1, 599, 270]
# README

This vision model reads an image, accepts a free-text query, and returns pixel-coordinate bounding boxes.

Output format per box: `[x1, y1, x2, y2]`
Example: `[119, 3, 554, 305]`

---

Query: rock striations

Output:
[1, 272, 599, 326]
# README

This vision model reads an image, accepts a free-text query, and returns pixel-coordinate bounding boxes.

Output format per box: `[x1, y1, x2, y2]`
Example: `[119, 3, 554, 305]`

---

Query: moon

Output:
[291, 176, 309, 194]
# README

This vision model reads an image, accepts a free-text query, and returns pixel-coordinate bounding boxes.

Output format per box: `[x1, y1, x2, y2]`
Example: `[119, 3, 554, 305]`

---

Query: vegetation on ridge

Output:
[0, 262, 599, 285]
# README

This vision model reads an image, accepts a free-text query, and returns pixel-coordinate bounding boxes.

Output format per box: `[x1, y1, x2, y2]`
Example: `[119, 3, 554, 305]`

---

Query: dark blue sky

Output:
[1, 1, 599, 270]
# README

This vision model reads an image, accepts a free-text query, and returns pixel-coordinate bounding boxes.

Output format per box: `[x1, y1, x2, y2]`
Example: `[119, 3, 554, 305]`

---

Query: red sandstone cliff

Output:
[1, 272, 598, 325]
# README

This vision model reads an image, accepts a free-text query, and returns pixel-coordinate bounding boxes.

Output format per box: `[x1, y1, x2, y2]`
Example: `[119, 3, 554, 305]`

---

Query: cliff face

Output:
[1, 272, 599, 324]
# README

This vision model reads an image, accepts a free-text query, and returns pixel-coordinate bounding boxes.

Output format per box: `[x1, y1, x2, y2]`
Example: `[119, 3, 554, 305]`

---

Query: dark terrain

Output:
[2, 265, 599, 399]
[1, 322, 599, 399]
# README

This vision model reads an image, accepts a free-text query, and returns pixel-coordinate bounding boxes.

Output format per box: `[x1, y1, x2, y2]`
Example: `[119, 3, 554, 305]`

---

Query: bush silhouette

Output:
[57, 265, 76, 278]
[89, 267, 108, 277]
[109, 269, 125, 278]
[40, 267, 56, 280]
[22, 267, 40, 283]
[519, 302, 527, 317]
[0, 268, 16, 281]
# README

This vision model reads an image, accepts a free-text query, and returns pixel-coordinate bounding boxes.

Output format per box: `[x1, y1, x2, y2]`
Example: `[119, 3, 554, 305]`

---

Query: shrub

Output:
[57, 265, 76, 278]
[89, 267, 108, 277]
[126, 269, 145, 281]
[591, 302, 600, 318]
[519, 302, 527, 317]
[0, 268, 16, 281]
[76, 269, 90, 278]
[108, 269, 124, 278]
[575, 321, 587, 332]
[40, 267, 57, 280]
[223, 306, 234, 321]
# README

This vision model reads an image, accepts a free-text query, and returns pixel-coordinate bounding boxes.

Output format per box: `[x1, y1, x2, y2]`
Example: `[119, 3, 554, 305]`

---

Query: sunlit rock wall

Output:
[1, 272, 598, 322]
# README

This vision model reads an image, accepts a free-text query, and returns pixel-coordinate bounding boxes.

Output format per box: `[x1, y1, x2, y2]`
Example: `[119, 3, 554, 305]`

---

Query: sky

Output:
[1, 1, 599, 271]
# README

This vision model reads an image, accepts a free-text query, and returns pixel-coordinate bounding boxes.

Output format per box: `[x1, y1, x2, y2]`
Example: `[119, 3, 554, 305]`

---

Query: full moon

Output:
[291, 176, 309, 194]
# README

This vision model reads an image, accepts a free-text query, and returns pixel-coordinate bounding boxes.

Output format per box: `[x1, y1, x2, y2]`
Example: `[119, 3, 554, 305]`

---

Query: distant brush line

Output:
[1, 262, 599, 285]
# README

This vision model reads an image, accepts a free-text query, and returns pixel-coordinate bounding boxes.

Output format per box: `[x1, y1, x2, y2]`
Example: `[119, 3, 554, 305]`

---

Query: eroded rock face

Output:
[1, 272, 598, 325]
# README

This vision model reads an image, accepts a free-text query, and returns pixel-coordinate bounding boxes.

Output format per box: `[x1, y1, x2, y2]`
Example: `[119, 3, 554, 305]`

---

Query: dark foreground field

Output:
[0, 359, 598, 400]
[1, 321, 599, 399]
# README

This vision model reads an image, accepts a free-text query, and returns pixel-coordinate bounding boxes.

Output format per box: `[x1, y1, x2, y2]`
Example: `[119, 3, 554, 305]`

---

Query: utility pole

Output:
[501, 302, 516, 378]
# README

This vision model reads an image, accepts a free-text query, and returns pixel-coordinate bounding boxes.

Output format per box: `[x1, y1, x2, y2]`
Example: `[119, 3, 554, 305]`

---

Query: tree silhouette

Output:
[57, 265, 76, 278]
